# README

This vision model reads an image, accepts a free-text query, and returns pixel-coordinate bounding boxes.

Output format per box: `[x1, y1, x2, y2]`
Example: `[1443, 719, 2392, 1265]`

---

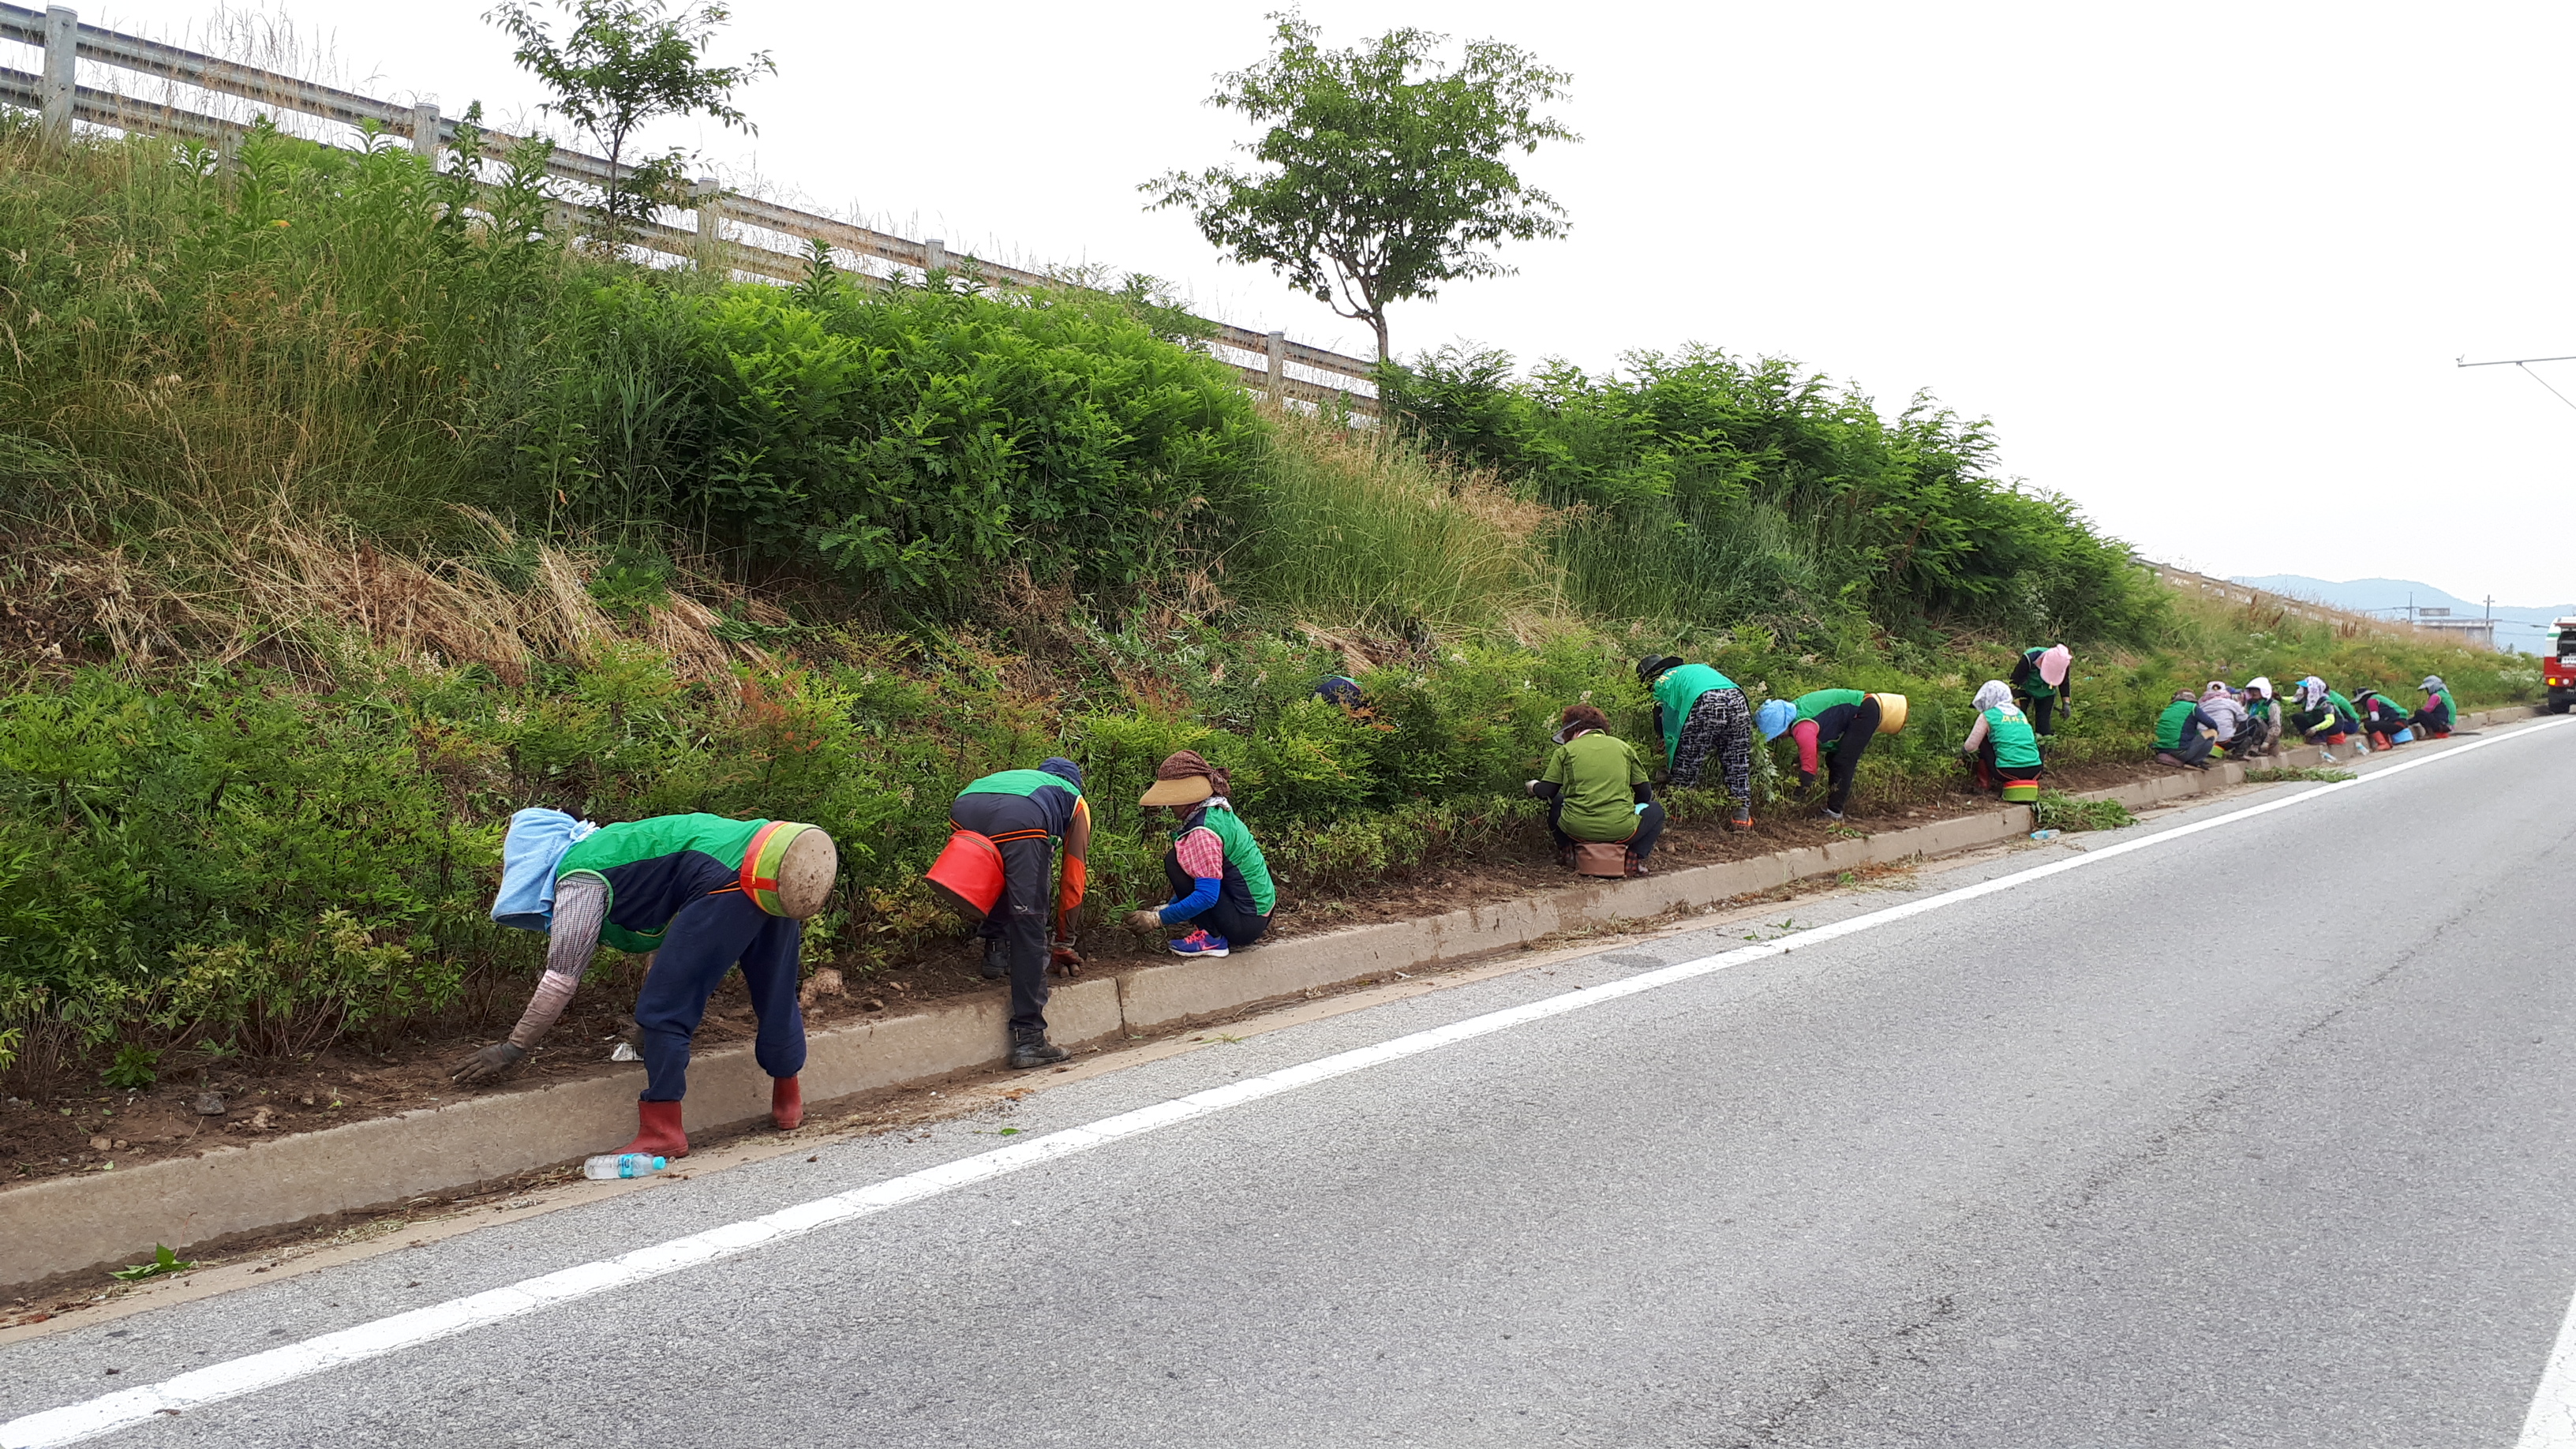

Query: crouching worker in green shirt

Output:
[456, 809, 838, 1161]
[1123, 751, 1276, 958]
[1527, 704, 1664, 878]
[1961, 680, 2045, 802]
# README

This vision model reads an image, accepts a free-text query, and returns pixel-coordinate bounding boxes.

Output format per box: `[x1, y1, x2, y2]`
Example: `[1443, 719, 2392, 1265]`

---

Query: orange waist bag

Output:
[925, 829, 1006, 921]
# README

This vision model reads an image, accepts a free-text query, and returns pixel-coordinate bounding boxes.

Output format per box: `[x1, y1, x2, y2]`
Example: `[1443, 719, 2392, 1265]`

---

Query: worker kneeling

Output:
[1961, 680, 2044, 802]
[459, 810, 837, 1160]
[1529, 705, 1664, 878]
[1123, 751, 1275, 957]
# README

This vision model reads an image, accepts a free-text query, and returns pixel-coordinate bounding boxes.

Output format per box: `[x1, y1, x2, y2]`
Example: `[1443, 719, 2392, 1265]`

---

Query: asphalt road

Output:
[9, 720, 2576, 1448]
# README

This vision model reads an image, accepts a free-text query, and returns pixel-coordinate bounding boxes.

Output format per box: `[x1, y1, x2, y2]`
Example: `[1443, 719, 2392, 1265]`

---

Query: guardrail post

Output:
[41, 6, 77, 143]
[923, 237, 948, 275]
[409, 99, 440, 159]
[1266, 330, 1286, 406]
[691, 176, 723, 271]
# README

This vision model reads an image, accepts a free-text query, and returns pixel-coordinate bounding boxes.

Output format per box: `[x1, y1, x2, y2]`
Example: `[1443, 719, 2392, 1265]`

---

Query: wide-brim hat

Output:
[1637, 654, 1685, 683]
[1871, 693, 1909, 734]
[1140, 774, 1215, 807]
[743, 822, 837, 919]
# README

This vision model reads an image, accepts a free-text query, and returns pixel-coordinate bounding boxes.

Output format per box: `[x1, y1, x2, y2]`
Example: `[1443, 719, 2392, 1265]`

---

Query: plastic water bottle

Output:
[2028, 829, 2061, 842]
[583, 1153, 668, 1180]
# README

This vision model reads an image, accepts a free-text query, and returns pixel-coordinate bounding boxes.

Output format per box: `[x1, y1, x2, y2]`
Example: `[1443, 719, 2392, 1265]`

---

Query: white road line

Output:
[6, 718, 2566, 1449]
[2518, 1292, 2576, 1447]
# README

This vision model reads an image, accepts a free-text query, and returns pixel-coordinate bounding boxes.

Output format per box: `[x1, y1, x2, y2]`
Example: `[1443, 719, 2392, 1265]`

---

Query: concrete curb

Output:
[2, 706, 2533, 1290]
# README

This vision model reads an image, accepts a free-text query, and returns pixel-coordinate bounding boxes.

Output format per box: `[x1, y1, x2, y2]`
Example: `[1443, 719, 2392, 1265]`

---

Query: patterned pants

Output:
[1671, 687, 1754, 804]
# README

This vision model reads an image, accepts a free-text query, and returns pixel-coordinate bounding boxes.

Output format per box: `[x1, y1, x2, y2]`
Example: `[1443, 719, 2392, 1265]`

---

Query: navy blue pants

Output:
[951, 791, 1055, 1035]
[634, 889, 805, 1102]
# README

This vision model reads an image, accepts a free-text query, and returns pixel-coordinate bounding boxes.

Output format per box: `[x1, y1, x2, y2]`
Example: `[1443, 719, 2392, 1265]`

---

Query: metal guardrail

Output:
[0, 2, 1382, 414]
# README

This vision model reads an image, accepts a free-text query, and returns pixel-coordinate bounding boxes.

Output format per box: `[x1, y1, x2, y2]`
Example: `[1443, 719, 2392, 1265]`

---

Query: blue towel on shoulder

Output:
[491, 807, 597, 933]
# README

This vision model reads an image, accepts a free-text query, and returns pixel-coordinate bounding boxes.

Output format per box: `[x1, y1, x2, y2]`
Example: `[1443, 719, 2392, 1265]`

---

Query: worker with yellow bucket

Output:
[1771, 689, 1908, 821]
[926, 758, 1091, 1069]
[459, 810, 839, 1160]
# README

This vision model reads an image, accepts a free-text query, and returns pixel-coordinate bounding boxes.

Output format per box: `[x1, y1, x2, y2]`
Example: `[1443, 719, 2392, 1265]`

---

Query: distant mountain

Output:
[2232, 575, 2576, 654]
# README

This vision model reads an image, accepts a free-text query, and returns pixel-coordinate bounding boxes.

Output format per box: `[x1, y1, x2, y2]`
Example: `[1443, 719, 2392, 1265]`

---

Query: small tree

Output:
[1144, 15, 1577, 361]
[485, 0, 773, 249]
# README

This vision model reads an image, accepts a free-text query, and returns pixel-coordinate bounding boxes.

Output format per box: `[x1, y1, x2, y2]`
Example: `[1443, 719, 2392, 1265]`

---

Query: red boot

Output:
[618, 1099, 688, 1159]
[770, 1075, 803, 1132]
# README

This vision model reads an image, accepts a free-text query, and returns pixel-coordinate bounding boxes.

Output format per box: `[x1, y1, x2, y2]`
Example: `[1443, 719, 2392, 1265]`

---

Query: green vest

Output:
[2154, 699, 2198, 751]
[1187, 805, 1276, 915]
[1793, 688, 1869, 724]
[1650, 664, 1735, 764]
[1983, 706, 2042, 769]
[958, 768, 1082, 800]
[2020, 647, 2058, 699]
[557, 814, 768, 953]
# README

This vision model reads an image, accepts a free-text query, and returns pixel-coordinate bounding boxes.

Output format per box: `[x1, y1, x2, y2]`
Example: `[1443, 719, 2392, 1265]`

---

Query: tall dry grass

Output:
[1237, 409, 1570, 639]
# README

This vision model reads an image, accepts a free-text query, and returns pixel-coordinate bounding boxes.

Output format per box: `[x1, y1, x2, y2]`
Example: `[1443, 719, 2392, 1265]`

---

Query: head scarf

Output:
[2297, 676, 2327, 711]
[1038, 756, 1084, 791]
[1755, 698, 1797, 740]
[2420, 675, 2446, 694]
[2035, 646, 2072, 688]
[2201, 680, 2235, 705]
[1972, 680, 2014, 714]
[1153, 749, 1228, 800]
[2245, 676, 2274, 699]
[491, 807, 598, 933]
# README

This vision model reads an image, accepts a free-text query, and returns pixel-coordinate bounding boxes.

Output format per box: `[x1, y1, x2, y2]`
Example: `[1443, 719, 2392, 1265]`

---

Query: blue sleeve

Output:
[1159, 874, 1221, 924]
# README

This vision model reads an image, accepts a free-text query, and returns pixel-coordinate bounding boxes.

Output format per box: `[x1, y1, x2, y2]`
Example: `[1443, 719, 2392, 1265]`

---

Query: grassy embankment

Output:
[0, 115, 2529, 1084]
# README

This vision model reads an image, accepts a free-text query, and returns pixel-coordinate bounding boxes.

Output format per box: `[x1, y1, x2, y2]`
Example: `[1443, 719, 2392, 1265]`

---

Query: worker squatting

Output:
[449, 653, 2458, 1159]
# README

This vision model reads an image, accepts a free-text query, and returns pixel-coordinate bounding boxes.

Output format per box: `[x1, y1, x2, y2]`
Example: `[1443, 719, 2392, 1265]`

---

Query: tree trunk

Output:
[1371, 313, 1391, 362]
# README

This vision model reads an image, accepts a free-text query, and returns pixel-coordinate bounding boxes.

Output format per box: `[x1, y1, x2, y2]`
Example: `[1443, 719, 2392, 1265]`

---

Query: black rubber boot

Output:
[1009, 1028, 1069, 1069]
[980, 936, 1008, 980]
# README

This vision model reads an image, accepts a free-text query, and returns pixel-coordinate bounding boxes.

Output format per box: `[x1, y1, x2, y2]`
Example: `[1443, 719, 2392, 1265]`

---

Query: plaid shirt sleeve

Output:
[1174, 826, 1226, 879]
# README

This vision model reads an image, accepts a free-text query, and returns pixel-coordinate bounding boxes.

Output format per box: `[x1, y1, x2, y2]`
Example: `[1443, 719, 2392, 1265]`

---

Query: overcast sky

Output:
[41, 1, 2576, 605]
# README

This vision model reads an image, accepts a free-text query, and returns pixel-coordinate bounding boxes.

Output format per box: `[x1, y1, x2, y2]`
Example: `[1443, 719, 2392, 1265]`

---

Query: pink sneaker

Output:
[1168, 930, 1231, 957]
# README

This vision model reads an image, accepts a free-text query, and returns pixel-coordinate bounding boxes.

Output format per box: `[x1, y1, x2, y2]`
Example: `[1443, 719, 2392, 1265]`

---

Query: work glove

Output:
[1048, 939, 1085, 974]
[451, 1042, 526, 1086]
[1123, 908, 1163, 934]
[1797, 769, 1818, 788]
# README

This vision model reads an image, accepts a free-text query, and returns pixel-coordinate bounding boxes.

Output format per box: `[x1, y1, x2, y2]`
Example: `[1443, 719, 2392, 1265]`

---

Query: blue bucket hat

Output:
[1755, 699, 1796, 740]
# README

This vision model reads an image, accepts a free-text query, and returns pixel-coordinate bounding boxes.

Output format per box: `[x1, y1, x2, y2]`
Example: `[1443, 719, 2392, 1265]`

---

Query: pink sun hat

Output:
[2036, 645, 2072, 688]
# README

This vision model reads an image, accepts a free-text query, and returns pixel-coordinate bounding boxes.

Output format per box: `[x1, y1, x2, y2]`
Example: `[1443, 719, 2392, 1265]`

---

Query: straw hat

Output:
[1871, 694, 1909, 734]
[1139, 773, 1215, 807]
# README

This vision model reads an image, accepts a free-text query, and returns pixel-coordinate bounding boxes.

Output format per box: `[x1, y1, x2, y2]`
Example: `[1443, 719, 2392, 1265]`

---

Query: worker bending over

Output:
[1125, 751, 1276, 957]
[1776, 688, 1906, 822]
[459, 810, 837, 1159]
[930, 759, 1091, 1069]
[1528, 704, 1664, 876]
[1638, 654, 1756, 827]
[1961, 681, 2043, 801]
[2009, 645, 2075, 736]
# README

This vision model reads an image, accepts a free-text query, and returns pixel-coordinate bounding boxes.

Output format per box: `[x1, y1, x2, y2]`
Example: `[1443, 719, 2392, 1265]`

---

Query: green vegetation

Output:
[2030, 792, 2136, 833]
[1378, 345, 2155, 644]
[2244, 766, 2359, 784]
[486, 0, 773, 243]
[0, 113, 2529, 1082]
[1144, 16, 1577, 360]
[110, 1245, 196, 1281]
